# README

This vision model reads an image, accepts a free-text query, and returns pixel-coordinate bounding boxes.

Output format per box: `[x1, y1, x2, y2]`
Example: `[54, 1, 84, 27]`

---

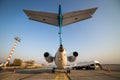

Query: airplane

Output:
[23, 4, 97, 72]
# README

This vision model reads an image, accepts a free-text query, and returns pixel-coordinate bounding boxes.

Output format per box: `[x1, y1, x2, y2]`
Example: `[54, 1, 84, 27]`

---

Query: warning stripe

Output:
[4, 40, 19, 66]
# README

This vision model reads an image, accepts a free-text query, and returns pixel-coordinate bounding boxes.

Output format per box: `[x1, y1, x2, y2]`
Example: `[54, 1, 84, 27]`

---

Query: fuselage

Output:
[54, 45, 67, 68]
[53, 5, 67, 69]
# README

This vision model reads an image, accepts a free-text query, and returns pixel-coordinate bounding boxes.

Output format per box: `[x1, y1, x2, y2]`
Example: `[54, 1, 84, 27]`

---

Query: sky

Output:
[0, 0, 120, 64]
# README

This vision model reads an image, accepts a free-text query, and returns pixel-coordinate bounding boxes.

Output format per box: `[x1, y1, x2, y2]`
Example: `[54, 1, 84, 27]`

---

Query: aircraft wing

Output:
[62, 7, 97, 26]
[23, 9, 59, 26]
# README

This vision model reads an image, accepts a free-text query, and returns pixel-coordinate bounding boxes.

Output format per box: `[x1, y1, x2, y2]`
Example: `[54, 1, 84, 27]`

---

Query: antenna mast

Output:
[0, 37, 21, 69]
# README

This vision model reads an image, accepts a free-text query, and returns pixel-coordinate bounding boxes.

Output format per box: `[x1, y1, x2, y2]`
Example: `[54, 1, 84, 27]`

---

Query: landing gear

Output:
[52, 68, 55, 73]
[67, 69, 70, 74]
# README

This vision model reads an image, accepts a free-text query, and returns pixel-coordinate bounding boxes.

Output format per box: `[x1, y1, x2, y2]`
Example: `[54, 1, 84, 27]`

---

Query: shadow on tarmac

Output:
[16, 68, 53, 74]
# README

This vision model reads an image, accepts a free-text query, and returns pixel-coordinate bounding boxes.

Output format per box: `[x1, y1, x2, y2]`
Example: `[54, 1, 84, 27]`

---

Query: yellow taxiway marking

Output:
[55, 73, 70, 80]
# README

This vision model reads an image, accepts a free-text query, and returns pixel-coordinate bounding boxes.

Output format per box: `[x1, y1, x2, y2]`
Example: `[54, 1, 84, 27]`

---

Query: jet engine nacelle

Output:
[68, 51, 78, 62]
[44, 52, 54, 63]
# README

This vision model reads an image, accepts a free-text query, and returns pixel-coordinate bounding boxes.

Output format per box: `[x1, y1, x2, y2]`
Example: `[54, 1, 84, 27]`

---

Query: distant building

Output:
[21, 60, 35, 68]
[21, 60, 42, 68]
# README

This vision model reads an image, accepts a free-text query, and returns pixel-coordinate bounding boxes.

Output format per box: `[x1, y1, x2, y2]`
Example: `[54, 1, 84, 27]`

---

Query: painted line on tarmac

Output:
[19, 74, 36, 80]
[65, 73, 72, 80]
[0, 74, 12, 80]
[94, 70, 120, 78]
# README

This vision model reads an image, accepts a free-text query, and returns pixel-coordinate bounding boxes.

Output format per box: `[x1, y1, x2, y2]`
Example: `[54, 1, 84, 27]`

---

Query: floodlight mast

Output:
[1, 37, 21, 68]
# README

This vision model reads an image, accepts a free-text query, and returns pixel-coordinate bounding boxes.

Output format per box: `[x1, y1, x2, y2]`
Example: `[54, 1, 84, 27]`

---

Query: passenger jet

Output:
[23, 4, 97, 72]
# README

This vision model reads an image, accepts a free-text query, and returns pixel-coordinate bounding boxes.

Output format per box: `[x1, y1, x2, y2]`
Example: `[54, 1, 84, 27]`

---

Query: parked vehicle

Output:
[72, 60, 103, 70]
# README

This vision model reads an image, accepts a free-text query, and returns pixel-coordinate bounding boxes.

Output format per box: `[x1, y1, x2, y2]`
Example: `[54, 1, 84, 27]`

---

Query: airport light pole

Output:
[3, 37, 21, 69]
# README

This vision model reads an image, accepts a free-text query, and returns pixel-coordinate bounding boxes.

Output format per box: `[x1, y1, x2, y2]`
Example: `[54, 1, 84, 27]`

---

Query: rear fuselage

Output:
[55, 45, 67, 68]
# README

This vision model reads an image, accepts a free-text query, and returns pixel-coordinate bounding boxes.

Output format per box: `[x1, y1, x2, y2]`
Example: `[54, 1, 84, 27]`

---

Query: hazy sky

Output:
[0, 0, 120, 64]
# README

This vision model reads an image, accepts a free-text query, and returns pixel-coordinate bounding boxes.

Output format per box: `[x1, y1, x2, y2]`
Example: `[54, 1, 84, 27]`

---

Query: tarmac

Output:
[0, 64, 120, 80]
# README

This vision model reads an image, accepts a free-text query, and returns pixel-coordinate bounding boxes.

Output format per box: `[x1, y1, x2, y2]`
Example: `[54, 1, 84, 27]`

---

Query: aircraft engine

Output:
[44, 52, 54, 63]
[68, 51, 78, 62]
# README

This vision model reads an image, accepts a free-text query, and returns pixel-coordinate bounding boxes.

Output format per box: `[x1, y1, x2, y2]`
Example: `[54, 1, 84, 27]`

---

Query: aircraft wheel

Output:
[52, 68, 55, 73]
[67, 69, 70, 74]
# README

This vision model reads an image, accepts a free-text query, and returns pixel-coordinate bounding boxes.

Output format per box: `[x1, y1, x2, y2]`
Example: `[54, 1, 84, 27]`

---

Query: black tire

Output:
[52, 69, 55, 73]
[67, 69, 70, 73]
[0, 67, 2, 71]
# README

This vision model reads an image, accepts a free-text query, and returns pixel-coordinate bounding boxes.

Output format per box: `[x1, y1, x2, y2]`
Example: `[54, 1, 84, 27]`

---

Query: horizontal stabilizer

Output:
[23, 10, 59, 26]
[62, 7, 97, 26]
[23, 7, 97, 27]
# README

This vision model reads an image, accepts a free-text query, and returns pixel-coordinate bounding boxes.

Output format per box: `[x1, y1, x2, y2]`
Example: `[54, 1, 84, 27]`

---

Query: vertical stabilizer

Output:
[58, 4, 63, 45]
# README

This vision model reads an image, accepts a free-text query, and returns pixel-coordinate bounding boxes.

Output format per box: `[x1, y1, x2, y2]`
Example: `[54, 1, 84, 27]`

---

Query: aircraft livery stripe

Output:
[59, 4, 63, 45]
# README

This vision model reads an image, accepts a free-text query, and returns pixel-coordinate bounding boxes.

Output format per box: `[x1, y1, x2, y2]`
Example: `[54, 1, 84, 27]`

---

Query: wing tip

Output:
[94, 7, 98, 11]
